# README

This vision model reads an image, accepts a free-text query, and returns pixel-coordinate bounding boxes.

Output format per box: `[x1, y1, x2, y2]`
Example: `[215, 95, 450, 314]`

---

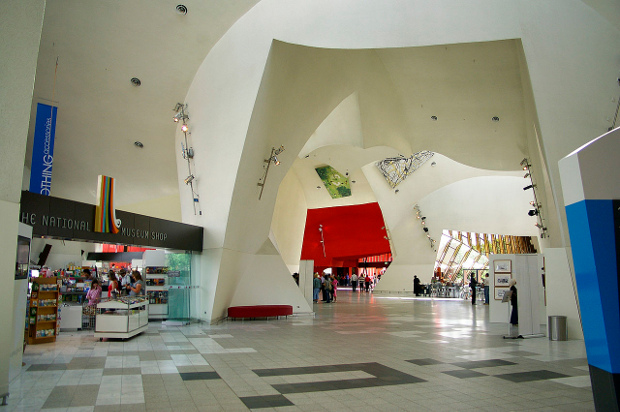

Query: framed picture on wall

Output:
[494, 260, 512, 273]
[495, 273, 511, 287]
[495, 287, 509, 300]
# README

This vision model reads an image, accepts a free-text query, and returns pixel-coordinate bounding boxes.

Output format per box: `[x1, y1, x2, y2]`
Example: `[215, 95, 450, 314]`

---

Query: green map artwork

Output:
[315, 166, 351, 199]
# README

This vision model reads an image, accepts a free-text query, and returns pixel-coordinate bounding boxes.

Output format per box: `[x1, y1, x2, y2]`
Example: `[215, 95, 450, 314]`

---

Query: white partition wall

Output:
[489, 254, 544, 337]
[299, 260, 314, 309]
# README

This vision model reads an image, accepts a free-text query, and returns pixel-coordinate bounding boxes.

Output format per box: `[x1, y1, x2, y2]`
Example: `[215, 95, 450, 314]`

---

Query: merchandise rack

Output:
[145, 266, 168, 319]
[27, 277, 60, 344]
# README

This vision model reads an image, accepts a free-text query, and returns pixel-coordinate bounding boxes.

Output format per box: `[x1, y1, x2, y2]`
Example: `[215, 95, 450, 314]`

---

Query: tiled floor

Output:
[6, 291, 594, 411]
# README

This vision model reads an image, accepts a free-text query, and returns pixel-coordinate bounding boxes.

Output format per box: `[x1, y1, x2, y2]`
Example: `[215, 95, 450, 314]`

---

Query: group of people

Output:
[84, 268, 145, 307]
[312, 272, 376, 303]
[313, 273, 338, 303]
[350, 273, 374, 292]
[468, 273, 490, 305]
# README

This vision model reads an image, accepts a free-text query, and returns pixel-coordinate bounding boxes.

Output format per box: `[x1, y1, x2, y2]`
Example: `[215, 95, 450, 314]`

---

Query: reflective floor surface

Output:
[7, 291, 594, 411]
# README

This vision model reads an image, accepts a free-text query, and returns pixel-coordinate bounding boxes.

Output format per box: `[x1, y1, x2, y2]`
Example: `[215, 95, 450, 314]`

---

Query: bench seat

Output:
[227, 305, 293, 319]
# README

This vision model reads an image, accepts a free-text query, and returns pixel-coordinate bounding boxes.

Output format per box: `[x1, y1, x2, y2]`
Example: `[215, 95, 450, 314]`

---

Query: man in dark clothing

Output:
[470, 273, 478, 305]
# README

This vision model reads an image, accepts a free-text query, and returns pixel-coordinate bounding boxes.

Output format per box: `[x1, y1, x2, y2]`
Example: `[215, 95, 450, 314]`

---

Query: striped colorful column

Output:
[94, 175, 120, 234]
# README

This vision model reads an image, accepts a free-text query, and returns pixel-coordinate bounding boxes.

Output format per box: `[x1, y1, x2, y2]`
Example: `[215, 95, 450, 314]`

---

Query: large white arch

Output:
[177, 0, 620, 322]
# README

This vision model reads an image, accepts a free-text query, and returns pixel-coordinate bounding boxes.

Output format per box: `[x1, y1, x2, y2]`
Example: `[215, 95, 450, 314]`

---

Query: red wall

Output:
[300, 202, 391, 268]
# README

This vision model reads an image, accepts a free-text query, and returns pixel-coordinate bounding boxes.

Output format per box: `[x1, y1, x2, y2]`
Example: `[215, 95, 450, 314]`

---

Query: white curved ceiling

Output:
[27, 1, 530, 220]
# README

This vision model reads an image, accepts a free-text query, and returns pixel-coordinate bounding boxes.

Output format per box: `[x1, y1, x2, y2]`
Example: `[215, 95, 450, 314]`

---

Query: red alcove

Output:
[300, 202, 391, 270]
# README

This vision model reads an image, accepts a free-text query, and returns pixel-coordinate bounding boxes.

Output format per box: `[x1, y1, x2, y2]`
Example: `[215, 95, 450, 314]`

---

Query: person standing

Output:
[351, 272, 358, 292]
[332, 276, 338, 302]
[324, 275, 333, 303]
[509, 279, 518, 325]
[413, 275, 421, 296]
[119, 268, 132, 295]
[126, 270, 145, 296]
[86, 279, 102, 306]
[364, 274, 371, 292]
[107, 271, 119, 299]
[483, 273, 490, 305]
[470, 272, 478, 305]
[312, 274, 321, 303]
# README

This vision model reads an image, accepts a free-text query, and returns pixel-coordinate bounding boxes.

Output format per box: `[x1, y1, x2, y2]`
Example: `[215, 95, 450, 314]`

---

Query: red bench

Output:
[227, 305, 293, 320]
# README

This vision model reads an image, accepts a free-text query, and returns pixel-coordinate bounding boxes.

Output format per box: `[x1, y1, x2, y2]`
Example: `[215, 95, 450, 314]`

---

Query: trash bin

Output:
[548, 315, 568, 341]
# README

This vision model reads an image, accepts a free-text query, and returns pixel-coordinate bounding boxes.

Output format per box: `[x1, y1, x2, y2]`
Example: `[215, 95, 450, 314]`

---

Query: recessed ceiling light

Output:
[130, 77, 141, 86]
[176, 4, 188, 15]
[134, 141, 144, 148]
[492, 116, 500, 122]
[430, 115, 438, 121]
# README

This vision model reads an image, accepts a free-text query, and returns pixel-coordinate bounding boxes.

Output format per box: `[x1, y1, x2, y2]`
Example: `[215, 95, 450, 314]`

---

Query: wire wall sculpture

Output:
[376, 151, 434, 189]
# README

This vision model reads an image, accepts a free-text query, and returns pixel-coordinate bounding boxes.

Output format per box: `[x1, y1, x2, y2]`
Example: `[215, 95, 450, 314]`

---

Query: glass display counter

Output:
[94, 297, 148, 340]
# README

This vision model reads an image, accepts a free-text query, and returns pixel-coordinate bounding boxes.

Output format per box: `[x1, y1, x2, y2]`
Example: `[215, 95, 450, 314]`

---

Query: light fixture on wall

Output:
[319, 224, 326, 257]
[522, 157, 547, 238]
[174, 102, 201, 215]
[414, 204, 437, 251]
[257, 146, 285, 200]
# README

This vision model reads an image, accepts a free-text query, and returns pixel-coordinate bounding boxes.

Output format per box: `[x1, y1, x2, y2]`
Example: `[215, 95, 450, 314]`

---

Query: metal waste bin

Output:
[548, 315, 568, 341]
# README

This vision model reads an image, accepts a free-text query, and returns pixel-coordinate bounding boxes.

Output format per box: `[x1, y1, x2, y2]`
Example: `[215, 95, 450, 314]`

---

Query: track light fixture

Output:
[175, 102, 200, 215]
[521, 158, 547, 239]
[173, 103, 189, 123]
[257, 145, 285, 200]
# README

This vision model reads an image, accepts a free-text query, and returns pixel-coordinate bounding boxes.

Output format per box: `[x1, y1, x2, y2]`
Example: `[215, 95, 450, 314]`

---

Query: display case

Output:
[145, 266, 168, 319]
[27, 277, 61, 344]
[94, 297, 148, 340]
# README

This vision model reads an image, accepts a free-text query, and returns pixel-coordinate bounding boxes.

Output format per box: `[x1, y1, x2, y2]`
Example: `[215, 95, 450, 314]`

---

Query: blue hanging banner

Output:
[29, 103, 57, 196]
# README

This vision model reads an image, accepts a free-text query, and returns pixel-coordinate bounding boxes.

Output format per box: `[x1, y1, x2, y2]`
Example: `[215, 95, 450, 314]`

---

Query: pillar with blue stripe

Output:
[559, 127, 620, 411]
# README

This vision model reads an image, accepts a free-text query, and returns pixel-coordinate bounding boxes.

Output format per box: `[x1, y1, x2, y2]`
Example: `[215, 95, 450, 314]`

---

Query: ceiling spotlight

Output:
[184, 174, 195, 185]
[272, 156, 280, 166]
[523, 184, 536, 191]
[528, 209, 540, 216]
[134, 141, 144, 148]
[492, 116, 500, 122]
[431, 162, 437, 167]
[423, 227, 429, 232]
[520, 158, 529, 166]
[421, 217, 426, 220]
[430, 115, 438, 121]
[181, 124, 189, 132]
[176, 4, 188, 15]
[130, 77, 141, 87]
[524, 172, 531, 178]
[535, 223, 547, 230]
